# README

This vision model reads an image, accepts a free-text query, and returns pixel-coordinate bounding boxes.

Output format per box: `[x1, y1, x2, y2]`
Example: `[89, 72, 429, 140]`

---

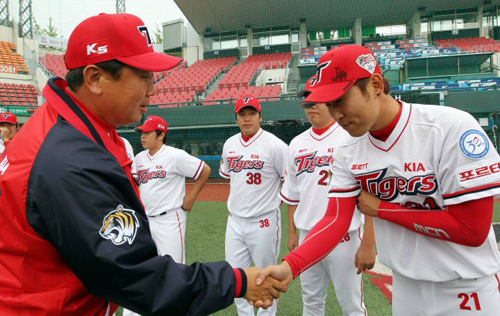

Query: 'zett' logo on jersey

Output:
[295, 151, 334, 175]
[136, 168, 167, 184]
[227, 156, 264, 173]
[354, 168, 438, 201]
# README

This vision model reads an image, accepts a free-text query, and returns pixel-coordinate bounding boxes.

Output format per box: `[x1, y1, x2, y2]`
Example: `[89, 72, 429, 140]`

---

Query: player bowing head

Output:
[260, 44, 500, 316]
[279, 75, 375, 315]
[136, 115, 168, 154]
[302, 45, 394, 137]
[235, 94, 262, 138]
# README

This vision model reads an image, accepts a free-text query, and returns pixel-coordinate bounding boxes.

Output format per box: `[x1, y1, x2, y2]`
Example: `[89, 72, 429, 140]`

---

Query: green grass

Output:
[117, 201, 500, 315]
[186, 202, 391, 316]
[494, 202, 500, 223]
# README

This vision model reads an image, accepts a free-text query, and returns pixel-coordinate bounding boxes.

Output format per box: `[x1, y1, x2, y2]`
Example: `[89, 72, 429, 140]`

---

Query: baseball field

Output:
[115, 183, 500, 315]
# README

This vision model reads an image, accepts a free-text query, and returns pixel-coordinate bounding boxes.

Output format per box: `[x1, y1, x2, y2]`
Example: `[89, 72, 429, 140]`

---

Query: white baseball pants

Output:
[225, 209, 281, 316]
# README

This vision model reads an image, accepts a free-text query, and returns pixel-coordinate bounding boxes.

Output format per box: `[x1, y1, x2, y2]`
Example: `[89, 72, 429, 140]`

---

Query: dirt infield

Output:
[186, 182, 229, 202]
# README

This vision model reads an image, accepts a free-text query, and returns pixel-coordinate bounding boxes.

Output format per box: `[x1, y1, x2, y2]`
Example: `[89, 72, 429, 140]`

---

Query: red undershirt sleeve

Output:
[378, 196, 493, 247]
[283, 196, 356, 277]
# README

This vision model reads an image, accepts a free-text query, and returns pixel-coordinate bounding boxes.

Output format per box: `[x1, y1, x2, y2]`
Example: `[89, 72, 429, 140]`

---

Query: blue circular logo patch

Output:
[459, 129, 489, 159]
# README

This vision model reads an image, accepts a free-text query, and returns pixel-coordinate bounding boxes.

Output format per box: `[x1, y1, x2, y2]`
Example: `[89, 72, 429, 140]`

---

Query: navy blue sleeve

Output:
[26, 118, 241, 315]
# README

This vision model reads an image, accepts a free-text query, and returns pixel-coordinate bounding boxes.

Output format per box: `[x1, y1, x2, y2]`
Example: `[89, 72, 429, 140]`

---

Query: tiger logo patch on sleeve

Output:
[99, 205, 140, 246]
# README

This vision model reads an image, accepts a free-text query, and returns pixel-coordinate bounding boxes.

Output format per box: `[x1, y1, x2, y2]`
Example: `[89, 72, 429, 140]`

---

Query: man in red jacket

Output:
[0, 13, 285, 315]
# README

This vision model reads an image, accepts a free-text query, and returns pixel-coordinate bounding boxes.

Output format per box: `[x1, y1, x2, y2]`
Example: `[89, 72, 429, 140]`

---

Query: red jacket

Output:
[0, 78, 243, 315]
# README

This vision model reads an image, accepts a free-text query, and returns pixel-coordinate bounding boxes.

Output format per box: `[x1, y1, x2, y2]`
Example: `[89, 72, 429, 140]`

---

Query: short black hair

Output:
[65, 60, 127, 91]
[155, 130, 167, 144]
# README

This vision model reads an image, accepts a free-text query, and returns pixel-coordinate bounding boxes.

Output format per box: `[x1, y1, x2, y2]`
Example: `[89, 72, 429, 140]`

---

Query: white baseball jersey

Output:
[280, 123, 364, 231]
[121, 137, 135, 160]
[134, 145, 204, 216]
[219, 128, 288, 217]
[0, 138, 4, 155]
[328, 102, 500, 282]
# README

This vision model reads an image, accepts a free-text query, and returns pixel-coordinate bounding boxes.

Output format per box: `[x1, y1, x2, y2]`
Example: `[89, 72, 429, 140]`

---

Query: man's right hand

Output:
[256, 261, 294, 288]
[288, 232, 299, 252]
[244, 267, 288, 309]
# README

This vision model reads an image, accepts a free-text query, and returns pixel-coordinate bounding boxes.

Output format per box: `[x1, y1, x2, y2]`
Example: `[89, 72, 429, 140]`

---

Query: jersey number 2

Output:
[247, 172, 262, 185]
[318, 170, 329, 186]
[458, 293, 481, 311]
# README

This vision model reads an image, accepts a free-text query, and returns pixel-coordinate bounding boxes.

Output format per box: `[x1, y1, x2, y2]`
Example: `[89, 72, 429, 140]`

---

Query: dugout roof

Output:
[174, 0, 490, 34]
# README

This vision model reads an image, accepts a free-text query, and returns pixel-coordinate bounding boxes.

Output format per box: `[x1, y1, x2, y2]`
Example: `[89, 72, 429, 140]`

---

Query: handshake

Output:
[243, 261, 294, 309]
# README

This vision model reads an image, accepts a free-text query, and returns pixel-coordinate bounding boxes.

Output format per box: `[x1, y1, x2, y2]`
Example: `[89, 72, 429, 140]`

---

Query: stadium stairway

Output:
[203, 73, 227, 100]
[286, 54, 300, 95]
[202, 58, 247, 101]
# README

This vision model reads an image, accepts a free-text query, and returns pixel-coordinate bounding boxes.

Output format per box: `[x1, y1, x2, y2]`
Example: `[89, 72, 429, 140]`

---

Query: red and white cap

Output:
[297, 75, 319, 108]
[65, 13, 182, 72]
[303, 44, 382, 104]
[0, 112, 18, 125]
[235, 94, 261, 113]
[135, 116, 168, 133]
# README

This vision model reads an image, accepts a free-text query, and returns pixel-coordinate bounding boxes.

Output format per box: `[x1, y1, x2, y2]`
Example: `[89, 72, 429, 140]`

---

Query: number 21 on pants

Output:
[458, 292, 481, 311]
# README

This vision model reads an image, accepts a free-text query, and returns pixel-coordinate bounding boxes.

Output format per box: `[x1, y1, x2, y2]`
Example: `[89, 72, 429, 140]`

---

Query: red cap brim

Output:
[118, 51, 183, 72]
[135, 125, 156, 133]
[297, 89, 310, 98]
[303, 80, 357, 103]
[236, 105, 261, 113]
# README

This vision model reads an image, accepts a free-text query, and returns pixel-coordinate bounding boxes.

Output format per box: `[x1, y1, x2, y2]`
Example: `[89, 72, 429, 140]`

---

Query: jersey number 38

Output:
[246, 172, 262, 185]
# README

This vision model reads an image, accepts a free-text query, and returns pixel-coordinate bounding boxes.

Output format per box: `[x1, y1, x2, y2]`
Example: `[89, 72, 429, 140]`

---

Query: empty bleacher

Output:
[40, 53, 67, 78]
[0, 82, 39, 106]
[218, 52, 290, 90]
[203, 85, 282, 105]
[391, 77, 500, 92]
[367, 39, 460, 70]
[435, 37, 500, 53]
[0, 41, 30, 74]
[155, 57, 236, 95]
[299, 47, 328, 65]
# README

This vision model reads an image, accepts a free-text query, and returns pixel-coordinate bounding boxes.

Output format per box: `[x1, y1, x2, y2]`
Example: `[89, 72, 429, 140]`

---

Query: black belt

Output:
[150, 211, 168, 218]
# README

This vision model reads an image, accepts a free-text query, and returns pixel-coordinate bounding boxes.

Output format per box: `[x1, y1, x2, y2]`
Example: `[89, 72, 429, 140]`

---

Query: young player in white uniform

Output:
[134, 116, 211, 263]
[258, 45, 500, 316]
[121, 137, 135, 160]
[0, 112, 19, 155]
[279, 75, 375, 316]
[220, 95, 288, 316]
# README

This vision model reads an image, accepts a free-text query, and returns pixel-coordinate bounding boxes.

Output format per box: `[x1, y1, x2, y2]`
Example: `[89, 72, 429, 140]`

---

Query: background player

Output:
[134, 115, 211, 264]
[258, 44, 500, 316]
[220, 94, 288, 316]
[0, 112, 19, 155]
[280, 75, 375, 316]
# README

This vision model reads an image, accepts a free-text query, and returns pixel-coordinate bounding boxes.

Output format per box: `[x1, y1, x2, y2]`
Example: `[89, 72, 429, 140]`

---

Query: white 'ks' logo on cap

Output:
[87, 43, 108, 56]
[243, 97, 253, 103]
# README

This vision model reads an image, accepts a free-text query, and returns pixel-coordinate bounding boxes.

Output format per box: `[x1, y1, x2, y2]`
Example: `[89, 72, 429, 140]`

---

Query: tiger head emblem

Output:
[99, 205, 140, 246]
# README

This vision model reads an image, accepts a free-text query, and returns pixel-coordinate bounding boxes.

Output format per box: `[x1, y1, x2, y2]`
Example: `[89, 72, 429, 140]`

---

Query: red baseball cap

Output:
[65, 13, 182, 72]
[0, 112, 18, 125]
[235, 94, 261, 113]
[135, 116, 168, 133]
[303, 45, 382, 104]
[297, 75, 319, 108]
